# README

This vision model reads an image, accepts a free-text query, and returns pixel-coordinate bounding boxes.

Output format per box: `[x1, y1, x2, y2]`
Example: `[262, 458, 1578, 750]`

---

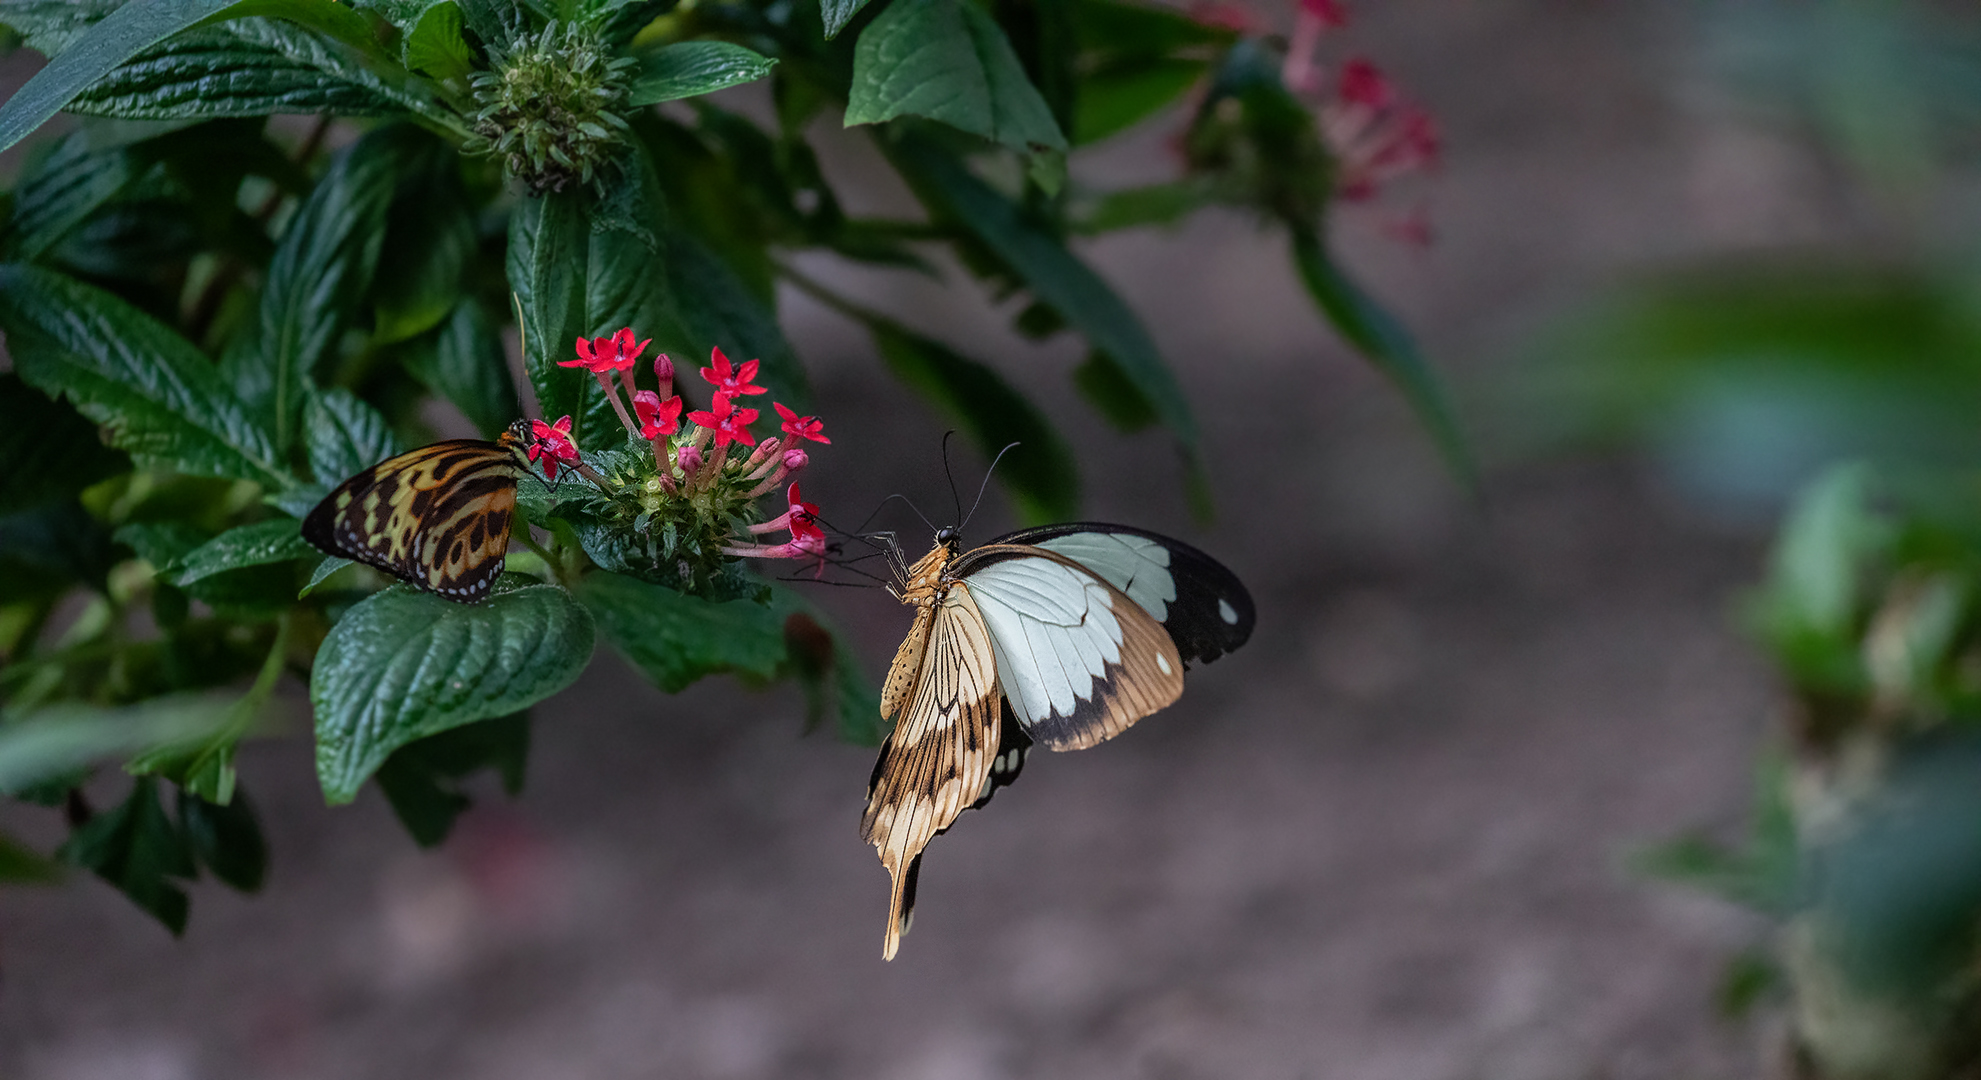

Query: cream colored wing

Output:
[860, 584, 1001, 961]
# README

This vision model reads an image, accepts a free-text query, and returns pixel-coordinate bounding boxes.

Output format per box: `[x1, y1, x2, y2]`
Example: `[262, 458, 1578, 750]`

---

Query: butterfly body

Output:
[863, 523, 1253, 959]
[302, 424, 536, 602]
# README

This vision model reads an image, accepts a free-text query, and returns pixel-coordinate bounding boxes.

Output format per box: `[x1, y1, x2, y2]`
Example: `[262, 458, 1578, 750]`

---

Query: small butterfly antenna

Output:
[960, 441, 1023, 531]
[853, 493, 935, 538]
[941, 429, 963, 526]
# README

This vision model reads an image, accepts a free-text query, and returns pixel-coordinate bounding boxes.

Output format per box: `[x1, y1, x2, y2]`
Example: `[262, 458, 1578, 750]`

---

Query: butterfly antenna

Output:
[960, 441, 1023, 531]
[941, 430, 963, 526]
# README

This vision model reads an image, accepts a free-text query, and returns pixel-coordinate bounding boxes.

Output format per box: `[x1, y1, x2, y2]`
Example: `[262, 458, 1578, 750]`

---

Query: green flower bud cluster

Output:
[466, 21, 636, 194]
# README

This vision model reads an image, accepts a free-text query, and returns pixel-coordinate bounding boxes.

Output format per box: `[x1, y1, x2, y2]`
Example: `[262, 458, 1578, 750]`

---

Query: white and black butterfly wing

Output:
[956, 545, 1185, 751]
[860, 585, 1002, 960]
[981, 523, 1254, 665]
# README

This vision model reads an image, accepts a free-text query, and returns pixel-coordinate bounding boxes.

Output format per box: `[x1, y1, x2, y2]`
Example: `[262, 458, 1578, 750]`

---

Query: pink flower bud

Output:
[782, 448, 809, 472]
[654, 353, 674, 395]
[675, 445, 703, 477]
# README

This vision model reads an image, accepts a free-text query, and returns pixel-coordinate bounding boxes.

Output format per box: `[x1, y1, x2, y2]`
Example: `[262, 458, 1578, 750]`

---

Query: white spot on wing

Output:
[1157, 653, 1172, 675]
[1218, 598, 1239, 625]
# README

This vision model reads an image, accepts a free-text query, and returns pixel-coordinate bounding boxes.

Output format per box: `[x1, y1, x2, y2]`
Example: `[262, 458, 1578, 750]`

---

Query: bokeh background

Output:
[0, 0, 1870, 1075]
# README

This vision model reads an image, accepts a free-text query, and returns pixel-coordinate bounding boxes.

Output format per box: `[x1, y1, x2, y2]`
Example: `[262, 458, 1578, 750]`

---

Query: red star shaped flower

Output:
[772, 402, 830, 445]
[633, 391, 682, 439]
[687, 393, 759, 448]
[561, 327, 650, 373]
[527, 415, 581, 479]
[699, 347, 768, 400]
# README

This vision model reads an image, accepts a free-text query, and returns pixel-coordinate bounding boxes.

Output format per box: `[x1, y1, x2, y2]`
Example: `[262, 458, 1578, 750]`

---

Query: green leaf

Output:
[1073, 57, 1205, 145]
[1072, 348, 1157, 432]
[69, 18, 453, 124]
[0, 0, 241, 155]
[179, 787, 267, 891]
[304, 388, 403, 489]
[775, 599, 883, 744]
[820, 0, 875, 39]
[2, 124, 144, 261]
[402, 0, 471, 80]
[170, 518, 314, 585]
[401, 302, 523, 439]
[847, 0, 1067, 157]
[125, 616, 290, 803]
[311, 581, 593, 803]
[627, 41, 776, 106]
[1070, 179, 1211, 235]
[371, 135, 476, 345]
[1290, 229, 1474, 489]
[0, 374, 127, 515]
[888, 134, 1194, 446]
[373, 711, 528, 846]
[0, 263, 286, 486]
[866, 315, 1078, 522]
[508, 188, 591, 441]
[578, 571, 788, 693]
[246, 124, 420, 451]
[58, 777, 196, 933]
[0, 695, 236, 795]
[300, 554, 352, 597]
[0, 830, 64, 884]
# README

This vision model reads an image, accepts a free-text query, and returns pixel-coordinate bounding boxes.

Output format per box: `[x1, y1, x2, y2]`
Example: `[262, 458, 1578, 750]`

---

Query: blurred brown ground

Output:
[0, 1, 1818, 1076]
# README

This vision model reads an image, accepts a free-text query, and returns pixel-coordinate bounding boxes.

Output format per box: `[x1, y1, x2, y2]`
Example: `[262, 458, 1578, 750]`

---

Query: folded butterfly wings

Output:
[862, 526, 1253, 958]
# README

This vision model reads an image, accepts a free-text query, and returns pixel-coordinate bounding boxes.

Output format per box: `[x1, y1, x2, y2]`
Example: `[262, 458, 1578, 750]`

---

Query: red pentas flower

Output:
[562, 328, 650, 373]
[528, 415, 581, 479]
[687, 393, 759, 448]
[633, 391, 682, 439]
[773, 402, 830, 445]
[700, 347, 768, 400]
[1300, 0, 1348, 27]
[1337, 57, 1393, 109]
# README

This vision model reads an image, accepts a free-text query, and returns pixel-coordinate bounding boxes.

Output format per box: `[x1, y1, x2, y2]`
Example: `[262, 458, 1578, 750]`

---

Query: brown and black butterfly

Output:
[861, 521, 1254, 959]
[302, 420, 544, 603]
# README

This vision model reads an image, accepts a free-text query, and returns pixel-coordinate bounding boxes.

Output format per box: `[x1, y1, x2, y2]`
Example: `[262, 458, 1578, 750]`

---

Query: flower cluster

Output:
[1279, 0, 1440, 242]
[465, 21, 636, 194]
[544, 328, 833, 585]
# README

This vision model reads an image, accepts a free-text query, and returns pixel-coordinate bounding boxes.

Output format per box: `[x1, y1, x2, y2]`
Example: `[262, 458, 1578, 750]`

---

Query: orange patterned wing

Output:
[302, 438, 530, 603]
[860, 583, 1001, 960]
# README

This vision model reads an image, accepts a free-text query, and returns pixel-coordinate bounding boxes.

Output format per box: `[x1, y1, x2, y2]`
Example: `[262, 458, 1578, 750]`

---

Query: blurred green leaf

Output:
[311, 580, 593, 803]
[0, 374, 127, 515]
[0, 694, 235, 795]
[371, 140, 476, 345]
[1073, 57, 1205, 145]
[889, 133, 1195, 448]
[1070, 179, 1210, 235]
[373, 711, 528, 846]
[58, 777, 196, 933]
[400, 302, 523, 438]
[0, 263, 287, 487]
[776, 599, 882, 744]
[0, 830, 64, 884]
[1291, 229, 1474, 490]
[1072, 348, 1156, 433]
[664, 231, 811, 411]
[628, 40, 776, 106]
[2, 124, 145, 261]
[127, 616, 289, 803]
[508, 187, 592, 439]
[402, 0, 471, 80]
[580, 571, 789, 693]
[867, 315, 1079, 522]
[177, 786, 266, 891]
[847, 0, 1067, 157]
[1635, 753, 1799, 916]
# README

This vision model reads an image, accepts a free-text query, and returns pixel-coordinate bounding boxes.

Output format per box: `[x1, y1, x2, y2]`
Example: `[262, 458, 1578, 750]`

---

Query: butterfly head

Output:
[502, 417, 537, 449]
[935, 524, 962, 554]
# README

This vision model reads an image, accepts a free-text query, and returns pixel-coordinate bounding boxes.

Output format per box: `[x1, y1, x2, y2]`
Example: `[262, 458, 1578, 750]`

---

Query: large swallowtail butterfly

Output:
[301, 421, 539, 602]
[862, 522, 1254, 959]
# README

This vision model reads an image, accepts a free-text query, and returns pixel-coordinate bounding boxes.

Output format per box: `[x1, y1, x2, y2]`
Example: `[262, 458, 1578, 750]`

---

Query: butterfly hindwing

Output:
[955, 544, 1185, 751]
[302, 438, 528, 602]
[975, 523, 1255, 666]
[860, 583, 1001, 960]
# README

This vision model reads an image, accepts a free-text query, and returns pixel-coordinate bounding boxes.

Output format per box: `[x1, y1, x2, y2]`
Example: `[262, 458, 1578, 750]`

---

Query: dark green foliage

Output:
[0, 0, 1451, 935]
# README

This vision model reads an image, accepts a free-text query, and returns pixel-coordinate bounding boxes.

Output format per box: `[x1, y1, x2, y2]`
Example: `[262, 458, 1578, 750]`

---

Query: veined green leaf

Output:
[248, 124, 424, 452]
[400, 302, 522, 439]
[820, 0, 875, 39]
[508, 188, 592, 442]
[866, 315, 1078, 522]
[69, 18, 453, 124]
[1290, 229, 1474, 488]
[170, 518, 314, 585]
[579, 571, 789, 693]
[2, 124, 145, 261]
[311, 581, 593, 803]
[888, 134, 1195, 447]
[0, 374, 127, 515]
[402, 0, 471, 80]
[304, 388, 403, 490]
[847, 0, 1067, 157]
[627, 41, 776, 106]
[0, 263, 287, 487]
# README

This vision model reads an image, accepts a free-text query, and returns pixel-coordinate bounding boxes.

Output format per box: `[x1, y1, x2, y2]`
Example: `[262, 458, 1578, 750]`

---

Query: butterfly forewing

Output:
[860, 583, 1002, 960]
[302, 438, 530, 602]
[974, 523, 1255, 666]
